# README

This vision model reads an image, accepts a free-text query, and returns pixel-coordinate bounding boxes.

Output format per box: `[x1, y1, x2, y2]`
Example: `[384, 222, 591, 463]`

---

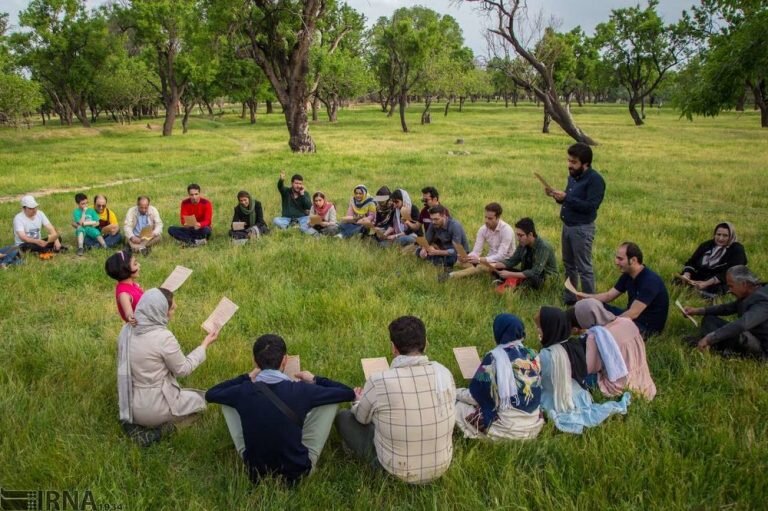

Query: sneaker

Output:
[193, 239, 208, 246]
[76, 247, 85, 257]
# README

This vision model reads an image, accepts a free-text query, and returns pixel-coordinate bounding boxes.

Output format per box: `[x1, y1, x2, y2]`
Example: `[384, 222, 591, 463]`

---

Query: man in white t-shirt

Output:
[13, 195, 64, 253]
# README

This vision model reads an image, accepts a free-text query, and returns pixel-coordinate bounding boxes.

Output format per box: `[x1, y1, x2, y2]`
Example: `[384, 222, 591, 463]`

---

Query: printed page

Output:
[201, 297, 239, 333]
[160, 266, 193, 292]
[361, 357, 389, 380]
[453, 346, 481, 379]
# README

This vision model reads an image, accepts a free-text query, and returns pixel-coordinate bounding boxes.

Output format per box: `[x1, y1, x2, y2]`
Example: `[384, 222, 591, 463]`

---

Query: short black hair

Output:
[567, 143, 593, 167]
[252, 334, 287, 370]
[291, 174, 303, 183]
[75, 193, 87, 203]
[388, 316, 426, 355]
[421, 186, 439, 200]
[621, 241, 643, 264]
[158, 288, 174, 309]
[187, 183, 201, 193]
[485, 202, 502, 217]
[428, 204, 448, 216]
[514, 217, 536, 236]
[104, 250, 134, 281]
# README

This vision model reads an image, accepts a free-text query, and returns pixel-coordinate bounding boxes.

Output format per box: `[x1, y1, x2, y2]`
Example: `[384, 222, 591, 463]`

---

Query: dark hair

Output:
[312, 191, 326, 200]
[137, 195, 150, 204]
[621, 242, 643, 264]
[291, 174, 303, 183]
[390, 189, 403, 201]
[237, 190, 250, 200]
[104, 250, 135, 281]
[158, 288, 174, 308]
[514, 217, 536, 236]
[252, 334, 287, 370]
[75, 193, 87, 203]
[428, 204, 448, 216]
[565, 307, 579, 329]
[567, 143, 593, 167]
[187, 183, 201, 193]
[421, 186, 439, 200]
[94, 194, 107, 204]
[714, 223, 731, 235]
[388, 316, 427, 355]
[485, 202, 502, 217]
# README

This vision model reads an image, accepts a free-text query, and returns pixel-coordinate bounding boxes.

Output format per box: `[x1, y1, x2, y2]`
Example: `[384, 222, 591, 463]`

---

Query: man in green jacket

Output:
[273, 170, 313, 233]
[493, 217, 558, 290]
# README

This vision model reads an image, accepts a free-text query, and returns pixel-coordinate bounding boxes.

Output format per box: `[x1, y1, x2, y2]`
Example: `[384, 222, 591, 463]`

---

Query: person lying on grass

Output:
[206, 334, 355, 485]
[105, 250, 143, 325]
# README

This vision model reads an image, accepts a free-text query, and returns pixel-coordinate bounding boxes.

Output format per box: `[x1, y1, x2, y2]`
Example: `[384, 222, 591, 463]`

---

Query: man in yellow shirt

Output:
[86, 194, 123, 248]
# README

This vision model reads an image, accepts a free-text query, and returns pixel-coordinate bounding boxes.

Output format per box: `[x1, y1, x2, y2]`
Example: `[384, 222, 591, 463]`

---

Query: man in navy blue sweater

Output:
[206, 334, 356, 484]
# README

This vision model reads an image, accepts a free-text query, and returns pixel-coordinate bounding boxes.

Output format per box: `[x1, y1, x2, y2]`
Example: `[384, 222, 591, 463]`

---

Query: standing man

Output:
[580, 242, 669, 338]
[13, 195, 64, 254]
[273, 171, 312, 233]
[168, 183, 213, 246]
[89, 194, 123, 248]
[124, 196, 163, 254]
[546, 143, 605, 304]
[448, 202, 515, 280]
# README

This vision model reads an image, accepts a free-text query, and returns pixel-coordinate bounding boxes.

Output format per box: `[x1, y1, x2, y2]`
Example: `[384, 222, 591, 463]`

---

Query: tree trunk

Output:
[182, 100, 192, 134]
[628, 97, 644, 126]
[40, 111, 46, 126]
[641, 97, 646, 120]
[421, 96, 432, 125]
[398, 89, 409, 133]
[311, 96, 319, 121]
[444, 97, 451, 116]
[326, 97, 339, 123]
[266, 100, 274, 114]
[241, 102, 247, 118]
[283, 97, 315, 152]
[459, 97, 465, 112]
[747, 79, 767, 127]
[542, 110, 551, 133]
[504, 94, 509, 108]
[248, 99, 256, 124]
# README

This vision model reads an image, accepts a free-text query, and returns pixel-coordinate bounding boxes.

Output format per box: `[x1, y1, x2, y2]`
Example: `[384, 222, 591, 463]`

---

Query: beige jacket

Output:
[129, 327, 206, 427]
[124, 205, 163, 240]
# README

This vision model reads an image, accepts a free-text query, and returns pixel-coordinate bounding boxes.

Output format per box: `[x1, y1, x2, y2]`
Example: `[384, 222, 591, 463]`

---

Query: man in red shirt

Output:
[168, 184, 213, 246]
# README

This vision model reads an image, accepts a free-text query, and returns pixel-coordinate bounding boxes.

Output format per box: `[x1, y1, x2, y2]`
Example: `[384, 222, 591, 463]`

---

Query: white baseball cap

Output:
[20, 195, 39, 208]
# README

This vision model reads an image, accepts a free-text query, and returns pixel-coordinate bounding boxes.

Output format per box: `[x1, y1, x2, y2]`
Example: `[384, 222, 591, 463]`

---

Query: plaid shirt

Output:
[353, 356, 456, 484]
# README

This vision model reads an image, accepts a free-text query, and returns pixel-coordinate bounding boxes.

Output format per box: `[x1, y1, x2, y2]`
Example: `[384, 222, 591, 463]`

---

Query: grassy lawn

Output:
[1, 102, 767, 510]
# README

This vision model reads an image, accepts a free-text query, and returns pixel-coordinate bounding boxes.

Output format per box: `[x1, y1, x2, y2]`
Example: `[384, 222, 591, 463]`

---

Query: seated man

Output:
[72, 192, 107, 255]
[493, 217, 557, 290]
[683, 265, 768, 359]
[418, 186, 449, 230]
[124, 195, 163, 254]
[168, 183, 213, 246]
[449, 203, 516, 280]
[0, 245, 21, 269]
[86, 194, 123, 248]
[205, 334, 355, 485]
[417, 205, 469, 269]
[273, 171, 312, 233]
[230, 190, 269, 241]
[335, 316, 456, 484]
[380, 189, 421, 247]
[582, 242, 669, 338]
[14, 195, 64, 254]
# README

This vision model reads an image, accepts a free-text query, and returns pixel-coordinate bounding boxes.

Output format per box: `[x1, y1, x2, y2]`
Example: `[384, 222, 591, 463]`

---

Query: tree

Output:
[466, 0, 596, 145]
[0, 73, 44, 127]
[674, 0, 768, 127]
[595, 0, 690, 126]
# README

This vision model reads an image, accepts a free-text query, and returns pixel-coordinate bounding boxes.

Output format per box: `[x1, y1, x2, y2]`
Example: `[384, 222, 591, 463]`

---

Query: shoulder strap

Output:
[254, 382, 303, 428]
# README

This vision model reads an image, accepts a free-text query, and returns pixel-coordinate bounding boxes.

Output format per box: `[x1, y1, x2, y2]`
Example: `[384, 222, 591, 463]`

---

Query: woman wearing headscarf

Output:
[455, 314, 544, 440]
[117, 288, 218, 444]
[678, 222, 746, 295]
[536, 306, 630, 434]
[230, 190, 269, 240]
[307, 191, 338, 236]
[338, 184, 377, 239]
[574, 299, 656, 400]
[380, 189, 421, 247]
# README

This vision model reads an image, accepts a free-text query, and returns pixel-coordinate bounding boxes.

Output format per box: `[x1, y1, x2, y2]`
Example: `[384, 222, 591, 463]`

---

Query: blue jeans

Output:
[378, 233, 417, 247]
[0, 245, 22, 266]
[168, 226, 212, 243]
[416, 247, 458, 268]
[273, 216, 313, 234]
[338, 223, 365, 239]
[85, 233, 122, 248]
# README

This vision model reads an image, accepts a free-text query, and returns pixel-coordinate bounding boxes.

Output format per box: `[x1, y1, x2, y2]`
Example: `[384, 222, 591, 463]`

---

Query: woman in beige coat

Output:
[118, 288, 218, 430]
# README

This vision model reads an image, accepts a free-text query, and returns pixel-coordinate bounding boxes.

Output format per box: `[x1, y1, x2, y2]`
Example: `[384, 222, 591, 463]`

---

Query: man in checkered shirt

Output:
[335, 316, 456, 483]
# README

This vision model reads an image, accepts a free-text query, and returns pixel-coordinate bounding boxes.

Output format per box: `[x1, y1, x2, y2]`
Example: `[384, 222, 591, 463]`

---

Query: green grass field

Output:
[1, 102, 767, 510]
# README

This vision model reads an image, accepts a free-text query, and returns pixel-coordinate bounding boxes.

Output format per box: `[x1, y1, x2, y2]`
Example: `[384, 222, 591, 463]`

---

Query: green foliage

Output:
[0, 73, 44, 126]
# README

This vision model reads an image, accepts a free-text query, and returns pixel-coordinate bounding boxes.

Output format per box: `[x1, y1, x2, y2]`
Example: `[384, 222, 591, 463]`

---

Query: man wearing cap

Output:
[13, 195, 64, 253]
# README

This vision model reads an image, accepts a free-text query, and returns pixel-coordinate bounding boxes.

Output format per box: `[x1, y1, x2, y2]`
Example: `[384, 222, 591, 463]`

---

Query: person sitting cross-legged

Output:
[230, 190, 269, 241]
[492, 217, 557, 292]
[206, 334, 355, 485]
[14, 195, 64, 254]
[273, 170, 313, 233]
[86, 194, 123, 249]
[417, 205, 469, 270]
[307, 191, 339, 236]
[124, 195, 163, 255]
[168, 183, 213, 247]
[378, 188, 421, 247]
[676, 222, 747, 297]
[335, 316, 456, 484]
[683, 265, 768, 359]
[449, 202, 516, 280]
[72, 192, 107, 256]
[338, 184, 377, 239]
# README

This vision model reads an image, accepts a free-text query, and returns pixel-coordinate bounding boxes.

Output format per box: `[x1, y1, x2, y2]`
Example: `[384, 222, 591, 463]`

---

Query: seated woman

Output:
[230, 191, 269, 241]
[574, 299, 656, 400]
[455, 314, 544, 440]
[678, 222, 746, 295]
[117, 288, 218, 445]
[379, 189, 421, 247]
[536, 306, 630, 434]
[105, 250, 143, 324]
[338, 185, 376, 239]
[307, 191, 339, 236]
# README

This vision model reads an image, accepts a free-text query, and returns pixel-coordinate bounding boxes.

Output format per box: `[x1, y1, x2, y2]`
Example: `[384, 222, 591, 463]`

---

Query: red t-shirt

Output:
[180, 198, 213, 228]
[115, 281, 144, 322]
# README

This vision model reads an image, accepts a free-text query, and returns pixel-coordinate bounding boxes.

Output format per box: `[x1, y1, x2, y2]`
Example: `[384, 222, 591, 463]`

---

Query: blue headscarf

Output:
[493, 313, 526, 345]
